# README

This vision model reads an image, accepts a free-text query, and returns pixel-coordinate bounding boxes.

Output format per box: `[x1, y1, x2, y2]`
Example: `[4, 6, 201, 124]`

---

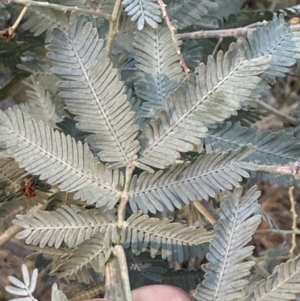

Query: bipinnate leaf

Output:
[205, 121, 300, 165]
[121, 212, 212, 262]
[23, 6, 68, 41]
[13, 205, 117, 248]
[5, 264, 38, 301]
[19, 76, 62, 128]
[130, 147, 256, 213]
[54, 233, 111, 284]
[133, 25, 183, 117]
[137, 38, 270, 170]
[0, 158, 28, 191]
[194, 186, 262, 301]
[246, 253, 300, 301]
[248, 14, 300, 78]
[122, 0, 162, 30]
[48, 15, 140, 168]
[0, 108, 123, 210]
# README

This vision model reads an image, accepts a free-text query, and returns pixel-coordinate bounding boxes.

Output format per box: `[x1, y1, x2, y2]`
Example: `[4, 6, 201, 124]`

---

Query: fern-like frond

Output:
[28, 245, 71, 260]
[194, 186, 262, 301]
[18, 76, 62, 128]
[137, 39, 270, 170]
[127, 250, 167, 288]
[0, 108, 123, 209]
[131, 147, 256, 213]
[246, 253, 300, 301]
[5, 264, 38, 301]
[54, 233, 111, 284]
[0, 158, 27, 191]
[23, 6, 68, 40]
[205, 121, 300, 165]
[122, 0, 162, 30]
[48, 16, 140, 168]
[133, 25, 183, 117]
[181, 38, 215, 72]
[166, 0, 219, 29]
[248, 14, 300, 78]
[121, 212, 211, 262]
[57, 114, 91, 143]
[0, 200, 23, 233]
[66, 283, 105, 301]
[13, 205, 117, 248]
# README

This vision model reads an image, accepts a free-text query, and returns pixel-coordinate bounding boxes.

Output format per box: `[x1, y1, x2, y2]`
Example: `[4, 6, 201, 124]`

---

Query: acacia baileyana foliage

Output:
[2, 0, 300, 301]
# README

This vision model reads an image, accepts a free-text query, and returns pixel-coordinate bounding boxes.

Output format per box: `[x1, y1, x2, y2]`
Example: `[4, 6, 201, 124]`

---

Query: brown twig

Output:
[157, 0, 190, 76]
[0, 224, 23, 246]
[11, 4, 29, 31]
[106, 0, 122, 56]
[176, 26, 258, 40]
[188, 203, 194, 226]
[0, 204, 44, 246]
[193, 200, 217, 225]
[212, 37, 223, 57]
[257, 228, 300, 235]
[0, 4, 29, 39]
[288, 186, 298, 257]
[6, 0, 110, 19]
[256, 164, 295, 175]
[176, 22, 300, 40]
[253, 99, 300, 126]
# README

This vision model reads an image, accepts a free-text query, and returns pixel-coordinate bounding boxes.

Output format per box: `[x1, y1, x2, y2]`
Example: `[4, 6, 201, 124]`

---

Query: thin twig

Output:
[6, 0, 110, 19]
[106, 0, 122, 56]
[247, 255, 270, 278]
[176, 26, 257, 40]
[176, 22, 300, 40]
[256, 164, 294, 175]
[193, 200, 217, 225]
[157, 0, 190, 75]
[212, 37, 223, 57]
[257, 228, 300, 235]
[0, 224, 23, 246]
[0, 204, 44, 246]
[11, 4, 29, 31]
[288, 186, 298, 257]
[188, 203, 194, 226]
[253, 99, 300, 126]
[0, 4, 29, 39]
